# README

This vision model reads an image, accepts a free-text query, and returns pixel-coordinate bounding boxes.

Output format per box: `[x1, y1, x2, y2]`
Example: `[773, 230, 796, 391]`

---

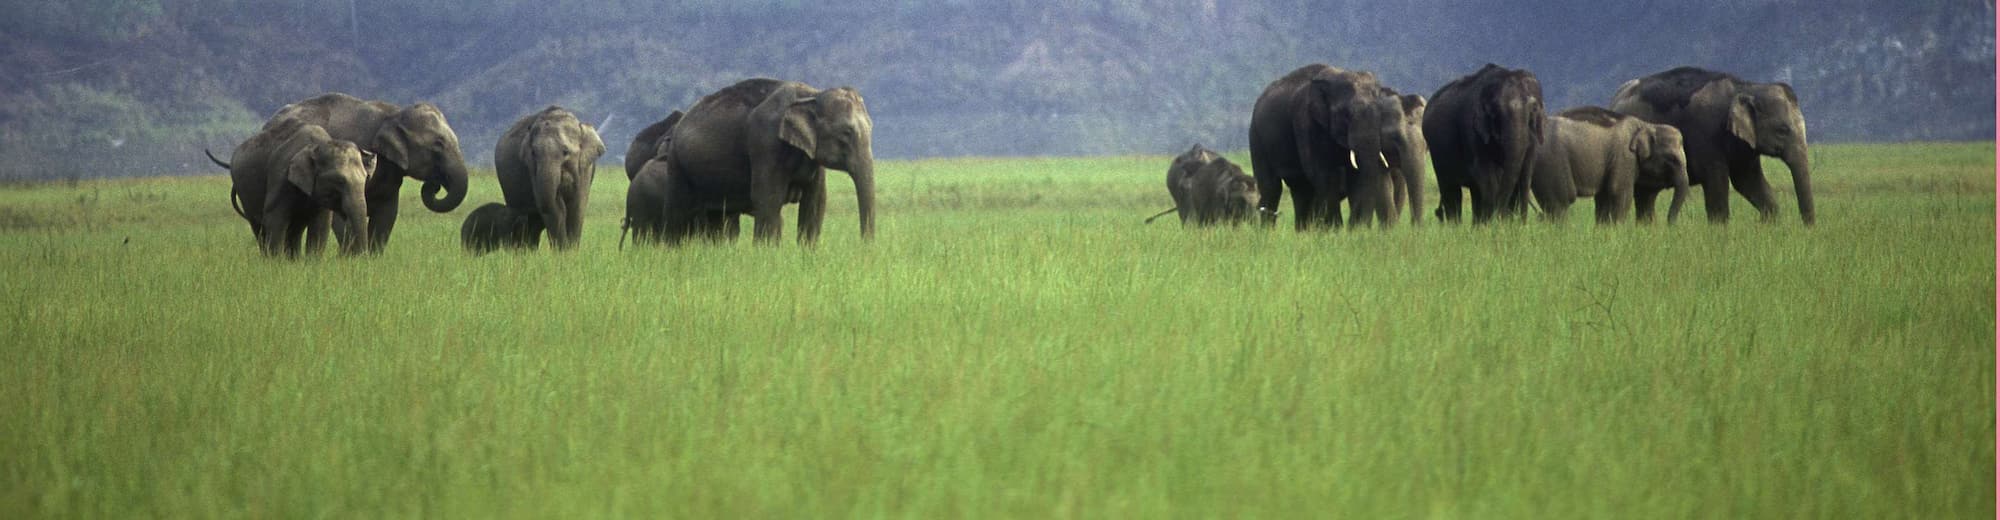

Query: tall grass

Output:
[1, 143, 1992, 517]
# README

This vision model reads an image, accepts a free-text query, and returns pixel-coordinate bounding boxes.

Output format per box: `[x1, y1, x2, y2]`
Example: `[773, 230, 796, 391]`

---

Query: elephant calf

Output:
[1530, 107, 1690, 224]
[461, 203, 541, 254]
[220, 117, 377, 257]
[1146, 144, 1261, 227]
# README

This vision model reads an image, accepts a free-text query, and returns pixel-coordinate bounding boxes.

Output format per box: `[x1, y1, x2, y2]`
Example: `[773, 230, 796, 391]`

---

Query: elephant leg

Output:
[797, 180, 827, 245]
[1728, 155, 1779, 222]
[1700, 167, 1733, 224]
[364, 176, 403, 253]
[280, 215, 309, 258]
[303, 211, 332, 256]
[1287, 180, 1319, 231]
[565, 183, 591, 249]
[1594, 188, 1631, 225]
[1438, 184, 1464, 224]
[1633, 188, 1662, 224]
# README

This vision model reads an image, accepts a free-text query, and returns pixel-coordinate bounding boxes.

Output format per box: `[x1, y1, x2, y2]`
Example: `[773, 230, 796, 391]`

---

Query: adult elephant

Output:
[1610, 67, 1814, 225]
[263, 93, 471, 250]
[653, 78, 876, 244]
[221, 118, 377, 257]
[1144, 144, 1261, 226]
[625, 110, 683, 180]
[1529, 107, 1690, 224]
[1386, 89, 1429, 223]
[1248, 64, 1424, 230]
[495, 106, 606, 251]
[1425, 63, 1545, 224]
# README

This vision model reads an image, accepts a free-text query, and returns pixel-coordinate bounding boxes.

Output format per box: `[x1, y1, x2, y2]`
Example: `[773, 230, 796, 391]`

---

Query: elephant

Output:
[1386, 90, 1429, 222]
[494, 106, 606, 251]
[219, 117, 377, 257]
[1425, 63, 1546, 224]
[1248, 64, 1425, 230]
[624, 109, 683, 180]
[646, 78, 876, 245]
[1529, 107, 1691, 224]
[1610, 67, 1814, 225]
[460, 202, 541, 254]
[261, 93, 471, 251]
[1144, 144, 1261, 226]
[623, 154, 744, 247]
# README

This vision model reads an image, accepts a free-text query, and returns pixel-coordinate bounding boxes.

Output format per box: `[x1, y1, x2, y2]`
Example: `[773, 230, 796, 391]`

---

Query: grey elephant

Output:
[495, 107, 605, 251]
[624, 110, 683, 180]
[221, 117, 377, 257]
[623, 155, 744, 247]
[1610, 67, 1813, 225]
[460, 203, 540, 254]
[262, 93, 471, 251]
[1530, 107, 1691, 224]
[1248, 64, 1425, 230]
[1425, 64, 1545, 224]
[643, 78, 876, 245]
[1386, 90, 1429, 222]
[1145, 144, 1261, 226]
[623, 109, 741, 242]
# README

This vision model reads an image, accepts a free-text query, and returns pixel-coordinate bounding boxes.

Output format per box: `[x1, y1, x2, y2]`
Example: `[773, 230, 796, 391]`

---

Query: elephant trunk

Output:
[421, 157, 469, 213]
[1399, 143, 1426, 226]
[1666, 161, 1690, 224]
[851, 158, 877, 240]
[1784, 149, 1814, 226]
[340, 198, 371, 256]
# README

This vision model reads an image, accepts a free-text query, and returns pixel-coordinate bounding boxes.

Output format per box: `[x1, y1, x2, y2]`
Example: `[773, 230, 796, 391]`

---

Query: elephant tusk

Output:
[1348, 151, 1358, 169]
[1379, 152, 1389, 167]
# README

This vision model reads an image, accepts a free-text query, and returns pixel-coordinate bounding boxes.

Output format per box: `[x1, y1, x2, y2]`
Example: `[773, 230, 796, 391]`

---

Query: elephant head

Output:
[290, 138, 377, 255]
[1632, 123, 1690, 223]
[1722, 83, 1813, 224]
[1310, 76, 1419, 226]
[371, 104, 469, 213]
[1213, 165, 1261, 222]
[779, 87, 876, 238]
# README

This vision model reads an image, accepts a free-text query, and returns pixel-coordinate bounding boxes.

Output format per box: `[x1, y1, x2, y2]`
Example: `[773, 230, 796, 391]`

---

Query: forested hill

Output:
[2, 1, 1991, 180]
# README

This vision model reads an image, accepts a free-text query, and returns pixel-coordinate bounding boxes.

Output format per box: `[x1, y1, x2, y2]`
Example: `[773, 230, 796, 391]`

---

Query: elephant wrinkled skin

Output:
[223, 118, 377, 257]
[636, 78, 877, 246]
[495, 106, 605, 251]
[1249, 64, 1425, 230]
[1530, 107, 1690, 224]
[1426, 63, 1546, 224]
[266, 93, 472, 251]
[1611, 67, 1814, 225]
[1146, 144, 1260, 227]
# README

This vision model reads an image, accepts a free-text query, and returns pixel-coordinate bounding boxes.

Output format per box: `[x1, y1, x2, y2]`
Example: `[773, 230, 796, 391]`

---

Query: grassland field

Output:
[1, 142, 1993, 517]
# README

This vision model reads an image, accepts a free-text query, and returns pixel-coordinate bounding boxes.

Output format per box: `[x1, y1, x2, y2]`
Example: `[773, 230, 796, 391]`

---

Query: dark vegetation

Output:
[1, 1, 1991, 181]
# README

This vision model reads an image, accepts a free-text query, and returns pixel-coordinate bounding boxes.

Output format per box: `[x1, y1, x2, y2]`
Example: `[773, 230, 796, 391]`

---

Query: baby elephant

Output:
[1530, 107, 1690, 224]
[460, 203, 541, 254]
[1146, 144, 1262, 226]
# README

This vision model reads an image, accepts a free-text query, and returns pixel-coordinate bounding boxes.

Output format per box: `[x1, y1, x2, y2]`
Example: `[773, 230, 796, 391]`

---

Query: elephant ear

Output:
[1628, 127, 1654, 161]
[1308, 79, 1358, 148]
[779, 96, 818, 160]
[1727, 93, 1757, 145]
[286, 148, 318, 196]
[372, 122, 412, 170]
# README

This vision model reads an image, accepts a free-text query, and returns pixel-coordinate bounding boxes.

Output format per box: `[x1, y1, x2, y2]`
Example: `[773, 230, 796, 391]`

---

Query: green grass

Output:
[1, 142, 1992, 518]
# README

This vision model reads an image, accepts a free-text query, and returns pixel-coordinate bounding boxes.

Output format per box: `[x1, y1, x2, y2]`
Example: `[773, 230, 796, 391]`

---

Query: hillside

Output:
[1, 1, 1991, 181]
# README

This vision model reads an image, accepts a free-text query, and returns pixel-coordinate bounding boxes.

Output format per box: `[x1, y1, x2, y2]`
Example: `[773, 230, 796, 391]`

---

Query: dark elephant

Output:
[495, 107, 605, 251]
[219, 118, 377, 257]
[624, 109, 683, 180]
[1530, 107, 1690, 224]
[1610, 67, 1814, 225]
[460, 203, 540, 254]
[1248, 64, 1424, 230]
[1425, 63, 1545, 224]
[1145, 144, 1261, 226]
[623, 155, 743, 247]
[647, 78, 876, 245]
[263, 93, 471, 251]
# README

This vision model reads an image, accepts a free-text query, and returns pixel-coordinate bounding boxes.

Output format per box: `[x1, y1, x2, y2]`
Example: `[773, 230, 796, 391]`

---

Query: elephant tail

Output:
[204, 149, 231, 169]
[618, 218, 630, 251]
[229, 187, 247, 219]
[1143, 207, 1178, 224]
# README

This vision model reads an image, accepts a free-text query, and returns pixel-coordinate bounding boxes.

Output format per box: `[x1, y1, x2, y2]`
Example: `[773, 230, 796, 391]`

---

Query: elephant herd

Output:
[210, 65, 1810, 258]
[1158, 64, 1813, 229]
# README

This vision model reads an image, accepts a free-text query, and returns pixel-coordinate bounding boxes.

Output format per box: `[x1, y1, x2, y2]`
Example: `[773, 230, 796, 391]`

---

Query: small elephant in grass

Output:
[460, 203, 541, 254]
[1531, 107, 1690, 224]
[1145, 144, 1263, 226]
[220, 117, 377, 257]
